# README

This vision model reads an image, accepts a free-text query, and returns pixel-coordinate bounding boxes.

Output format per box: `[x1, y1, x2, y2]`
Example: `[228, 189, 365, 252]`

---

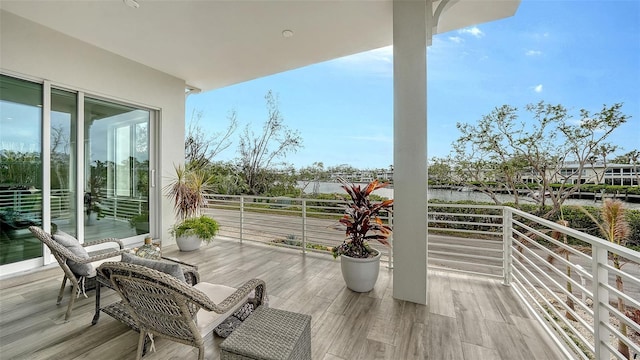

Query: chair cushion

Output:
[52, 230, 95, 277]
[121, 253, 186, 283]
[193, 282, 249, 335]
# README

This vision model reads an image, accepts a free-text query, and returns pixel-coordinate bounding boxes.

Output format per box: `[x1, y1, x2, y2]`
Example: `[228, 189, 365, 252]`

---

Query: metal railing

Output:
[202, 194, 392, 260]
[202, 194, 639, 360]
[506, 207, 640, 360]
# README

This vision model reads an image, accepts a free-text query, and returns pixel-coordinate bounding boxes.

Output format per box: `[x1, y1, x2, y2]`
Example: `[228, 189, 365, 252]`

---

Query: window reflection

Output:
[0, 75, 43, 265]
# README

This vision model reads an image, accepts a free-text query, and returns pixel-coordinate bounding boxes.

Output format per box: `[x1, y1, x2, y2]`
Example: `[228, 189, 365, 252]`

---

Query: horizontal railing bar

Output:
[601, 301, 640, 336]
[427, 227, 503, 237]
[511, 277, 591, 360]
[428, 250, 503, 263]
[599, 321, 640, 358]
[512, 268, 595, 358]
[428, 243, 503, 253]
[513, 257, 594, 328]
[512, 219, 593, 263]
[429, 257, 503, 271]
[599, 262, 640, 288]
[511, 239, 593, 302]
[427, 265, 503, 279]
[598, 282, 640, 310]
[510, 207, 640, 263]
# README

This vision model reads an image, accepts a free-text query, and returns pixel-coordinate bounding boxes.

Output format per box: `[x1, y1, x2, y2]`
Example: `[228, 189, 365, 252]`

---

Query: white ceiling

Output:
[0, 0, 520, 92]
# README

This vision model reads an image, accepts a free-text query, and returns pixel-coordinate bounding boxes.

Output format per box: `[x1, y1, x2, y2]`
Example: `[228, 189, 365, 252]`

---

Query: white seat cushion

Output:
[193, 282, 249, 335]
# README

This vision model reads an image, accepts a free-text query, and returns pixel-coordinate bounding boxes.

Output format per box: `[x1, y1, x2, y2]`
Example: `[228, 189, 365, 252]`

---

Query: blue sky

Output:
[186, 0, 640, 170]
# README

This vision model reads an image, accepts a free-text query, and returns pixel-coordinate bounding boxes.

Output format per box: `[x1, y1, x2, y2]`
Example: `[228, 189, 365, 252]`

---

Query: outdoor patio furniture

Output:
[92, 254, 201, 327]
[97, 261, 266, 360]
[28, 226, 127, 321]
[220, 306, 312, 360]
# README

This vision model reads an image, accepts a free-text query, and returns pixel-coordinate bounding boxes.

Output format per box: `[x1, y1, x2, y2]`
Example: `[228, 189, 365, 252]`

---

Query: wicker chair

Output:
[28, 226, 127, 320]
[98, 262, 266, 360]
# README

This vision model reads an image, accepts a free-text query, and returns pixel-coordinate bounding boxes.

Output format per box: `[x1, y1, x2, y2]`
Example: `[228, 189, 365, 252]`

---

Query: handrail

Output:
[199, 194, 639, 360]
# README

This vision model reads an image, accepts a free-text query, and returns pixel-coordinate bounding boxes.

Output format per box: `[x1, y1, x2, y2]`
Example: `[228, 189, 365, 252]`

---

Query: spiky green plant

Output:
[164, 164, 211, 221]
[331, 178, 393, 259]
[580, 199, 631, 359]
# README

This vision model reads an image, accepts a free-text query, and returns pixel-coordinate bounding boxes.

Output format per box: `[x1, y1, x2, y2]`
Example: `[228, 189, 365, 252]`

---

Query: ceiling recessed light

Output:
[282, 30, 294, 38]
[123, 0, 140, 9]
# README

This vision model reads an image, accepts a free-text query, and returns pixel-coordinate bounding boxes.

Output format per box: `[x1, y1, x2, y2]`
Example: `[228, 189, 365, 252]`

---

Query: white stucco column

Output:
[392, 0, 429, 305]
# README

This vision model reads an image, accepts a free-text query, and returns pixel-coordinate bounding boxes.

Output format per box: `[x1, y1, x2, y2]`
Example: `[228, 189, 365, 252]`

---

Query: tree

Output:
[238, 90, 303, 195]
[589, 143, 618, 184]
[298, 162, 330, 194]
[452, 102, 629, 219]
[428, 157, 453, 185]
[185, 109, 237, 170]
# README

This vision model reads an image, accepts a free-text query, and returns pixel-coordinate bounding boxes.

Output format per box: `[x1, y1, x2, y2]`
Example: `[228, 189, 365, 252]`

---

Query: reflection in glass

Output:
[83, 97, 149, 242]
[0, 75, 43, 265]
[51, 89, 77, 237]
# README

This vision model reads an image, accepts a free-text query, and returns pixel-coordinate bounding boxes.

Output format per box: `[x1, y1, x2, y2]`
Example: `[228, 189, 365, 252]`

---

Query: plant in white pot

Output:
[165, 164, 219, 251]
[332, 178, 393, 292]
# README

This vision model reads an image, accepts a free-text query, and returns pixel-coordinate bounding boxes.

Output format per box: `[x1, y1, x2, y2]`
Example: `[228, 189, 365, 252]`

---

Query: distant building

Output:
[330, 168, 394, 183]
[521, 162, 639, 186]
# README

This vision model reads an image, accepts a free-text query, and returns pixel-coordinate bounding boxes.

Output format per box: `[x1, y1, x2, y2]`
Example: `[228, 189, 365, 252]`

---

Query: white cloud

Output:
[534, 84, 543, 93]
[526, 50, 542, 56]
[458, 26, 484, 38]
[449, 36, 464, 44]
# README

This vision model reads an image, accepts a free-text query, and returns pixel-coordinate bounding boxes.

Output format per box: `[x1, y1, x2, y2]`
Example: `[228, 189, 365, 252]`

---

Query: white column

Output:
[392, 0, 429, 304]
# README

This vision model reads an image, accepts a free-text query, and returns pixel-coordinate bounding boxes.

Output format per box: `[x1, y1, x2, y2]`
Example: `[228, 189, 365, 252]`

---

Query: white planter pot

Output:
[85, 212, 98, 225]
[340, 251, 381, 292]
[175, 234, 202, 252]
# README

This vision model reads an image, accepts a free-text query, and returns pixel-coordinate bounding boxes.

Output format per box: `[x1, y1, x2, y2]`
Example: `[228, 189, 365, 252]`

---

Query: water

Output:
[298, 181, 640, 210]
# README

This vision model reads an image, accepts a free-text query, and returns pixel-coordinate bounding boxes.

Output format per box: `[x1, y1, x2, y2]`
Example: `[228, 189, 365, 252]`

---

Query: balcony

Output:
[0, 238, 564, 359]
[1, 196, 638, 359]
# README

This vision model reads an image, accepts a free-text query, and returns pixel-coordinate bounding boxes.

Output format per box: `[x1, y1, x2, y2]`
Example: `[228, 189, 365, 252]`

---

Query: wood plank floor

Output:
[0, 238, 566, 359]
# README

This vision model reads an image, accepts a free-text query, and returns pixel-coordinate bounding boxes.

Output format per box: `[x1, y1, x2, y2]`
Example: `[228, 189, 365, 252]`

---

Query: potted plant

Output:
[164, 164, 219, 251]
[332, 178, 393, 292]
[128, 211, 150, 235]
[85, 161, 106, 224]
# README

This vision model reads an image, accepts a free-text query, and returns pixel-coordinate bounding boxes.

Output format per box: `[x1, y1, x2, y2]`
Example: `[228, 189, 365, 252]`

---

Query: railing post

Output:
[239, 195, 244, 244]
[388, 210, 393, 269]
[301, 199, 307, 254]
[592, 246, 609, 360]
[502, 207, 512, 286]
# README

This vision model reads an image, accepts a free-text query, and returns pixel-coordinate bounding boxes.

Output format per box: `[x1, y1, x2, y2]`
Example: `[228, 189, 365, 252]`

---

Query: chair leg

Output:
[57, 276, 68, 304]
[198, 345, 205, 360]
[64, 284, 77, 321]
[136, 331, 146, 360]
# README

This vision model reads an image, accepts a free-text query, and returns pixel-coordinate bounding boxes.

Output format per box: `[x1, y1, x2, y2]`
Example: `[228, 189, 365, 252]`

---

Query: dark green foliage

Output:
[426, 199, 640, 249]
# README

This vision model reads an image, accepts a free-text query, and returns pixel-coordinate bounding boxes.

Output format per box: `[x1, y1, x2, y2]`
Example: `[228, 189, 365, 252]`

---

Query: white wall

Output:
[1, 10, 185, 255]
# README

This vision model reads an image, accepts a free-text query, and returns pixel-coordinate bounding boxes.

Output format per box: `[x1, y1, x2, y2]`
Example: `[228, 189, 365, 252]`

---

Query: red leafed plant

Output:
[331, 178, 394, 259]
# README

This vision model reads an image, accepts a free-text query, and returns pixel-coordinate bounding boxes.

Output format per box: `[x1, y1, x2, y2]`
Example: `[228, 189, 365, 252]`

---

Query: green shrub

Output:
[170, 215, 219, 243]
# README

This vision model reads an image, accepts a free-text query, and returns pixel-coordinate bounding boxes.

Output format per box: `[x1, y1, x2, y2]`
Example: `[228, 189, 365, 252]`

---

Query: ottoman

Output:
[220, 306, 311, 360]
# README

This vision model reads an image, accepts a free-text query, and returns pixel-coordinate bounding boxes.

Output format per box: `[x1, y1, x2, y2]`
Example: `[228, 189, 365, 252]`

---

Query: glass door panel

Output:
[0, 75, 43, 265]
[51, 89, 77, 237]
[84, 97, 149, 242]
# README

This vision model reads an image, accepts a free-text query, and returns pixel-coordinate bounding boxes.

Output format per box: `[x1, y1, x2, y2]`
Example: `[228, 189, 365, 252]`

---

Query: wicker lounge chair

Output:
[29, 226, 127, 320]
[98, 261, 266, 360]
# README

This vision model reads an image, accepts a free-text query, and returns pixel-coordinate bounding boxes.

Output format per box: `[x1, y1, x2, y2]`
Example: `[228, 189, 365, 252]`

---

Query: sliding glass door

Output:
[83, 97, 150, 242]
[0, 74, 154, 266]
